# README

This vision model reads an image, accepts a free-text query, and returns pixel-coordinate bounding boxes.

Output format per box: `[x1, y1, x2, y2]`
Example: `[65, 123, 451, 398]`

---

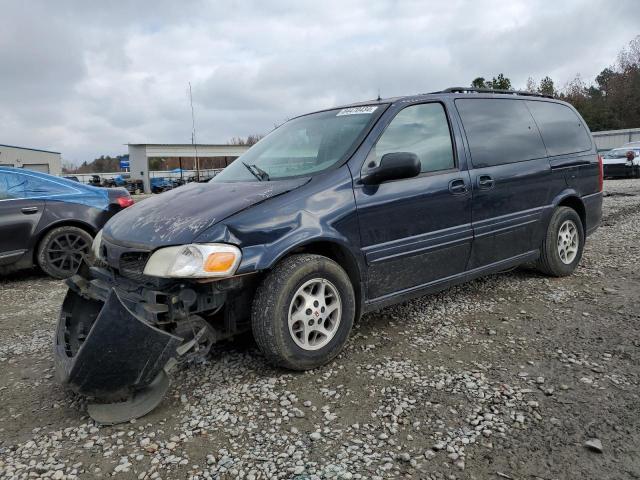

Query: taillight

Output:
[597, 155, 603, 192]
[116, 196, 134, 208]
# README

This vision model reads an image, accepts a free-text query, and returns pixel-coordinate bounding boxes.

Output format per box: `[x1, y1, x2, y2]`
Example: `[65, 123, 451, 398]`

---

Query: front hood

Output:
[103, 179, 308, 248]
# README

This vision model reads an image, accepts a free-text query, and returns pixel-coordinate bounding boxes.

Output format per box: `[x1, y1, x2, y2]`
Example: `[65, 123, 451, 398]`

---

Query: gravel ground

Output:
[0, 179, 639, 480]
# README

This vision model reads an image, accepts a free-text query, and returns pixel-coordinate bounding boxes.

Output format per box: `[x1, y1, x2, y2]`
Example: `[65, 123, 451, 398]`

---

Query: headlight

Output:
[143, 243, 242, 279]
[92, 229, 103, 259]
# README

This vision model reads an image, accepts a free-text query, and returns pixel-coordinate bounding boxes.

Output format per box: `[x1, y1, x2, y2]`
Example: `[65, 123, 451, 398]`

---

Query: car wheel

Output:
[37, 226, 94, 279]
[251, 254, 356, 370]
[536, 206, 584, 277]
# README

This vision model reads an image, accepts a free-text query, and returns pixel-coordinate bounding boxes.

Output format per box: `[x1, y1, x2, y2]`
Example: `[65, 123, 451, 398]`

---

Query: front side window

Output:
[212, 106, 384, 182]
[366, 103, 455, 173]
[456, 98, 547, 167]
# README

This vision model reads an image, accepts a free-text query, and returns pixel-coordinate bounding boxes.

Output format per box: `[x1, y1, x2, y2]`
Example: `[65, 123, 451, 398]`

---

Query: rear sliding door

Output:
[454, 98, 551, 269]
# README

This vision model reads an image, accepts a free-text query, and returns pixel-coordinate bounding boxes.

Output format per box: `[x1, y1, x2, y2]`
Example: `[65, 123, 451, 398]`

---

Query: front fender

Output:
[195, 166, 363, 275]
[200, 209, 364, 274]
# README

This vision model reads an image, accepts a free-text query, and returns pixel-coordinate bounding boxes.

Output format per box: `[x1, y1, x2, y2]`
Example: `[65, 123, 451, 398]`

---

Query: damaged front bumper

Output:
[54, 264, 249, 424]
[55, 287, 182, 398]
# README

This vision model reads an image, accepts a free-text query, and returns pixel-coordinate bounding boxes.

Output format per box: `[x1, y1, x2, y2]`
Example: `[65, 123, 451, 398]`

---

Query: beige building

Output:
[0, 144, 62, 175]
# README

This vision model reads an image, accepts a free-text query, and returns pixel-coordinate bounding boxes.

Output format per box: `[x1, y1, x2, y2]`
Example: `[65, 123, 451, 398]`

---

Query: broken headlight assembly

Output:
[143, 243, 242, 279]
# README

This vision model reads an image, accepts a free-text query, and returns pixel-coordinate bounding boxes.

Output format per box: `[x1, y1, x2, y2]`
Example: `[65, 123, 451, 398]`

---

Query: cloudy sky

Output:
[1, 0, 637, 164]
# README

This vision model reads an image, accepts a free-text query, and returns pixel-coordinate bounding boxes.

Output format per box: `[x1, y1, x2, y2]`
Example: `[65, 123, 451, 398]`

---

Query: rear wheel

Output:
[37, 226, 93, 279]
[251, 254, 355, 370]
[536, 207, 584, 277]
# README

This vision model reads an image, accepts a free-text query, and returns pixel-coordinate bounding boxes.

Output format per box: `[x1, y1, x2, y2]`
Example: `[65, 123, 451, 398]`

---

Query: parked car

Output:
[125, 178, 144, 194]
[88, 174, 102, 186]
[602, 146, 640, 178]
[55, 88, 602, 423]
[0, 167, 134, 278]
[63, 175, 80, 182]
[150, 176, 174, 193]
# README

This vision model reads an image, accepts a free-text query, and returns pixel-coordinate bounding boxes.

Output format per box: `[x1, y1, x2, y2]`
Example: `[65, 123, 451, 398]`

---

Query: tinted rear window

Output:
[525, 100, 592, 156]
[455, 98, 546, 168]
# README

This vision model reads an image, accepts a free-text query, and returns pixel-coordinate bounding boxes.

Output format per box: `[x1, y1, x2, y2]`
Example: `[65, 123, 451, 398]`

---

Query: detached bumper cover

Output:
[54, 287, 182, 399]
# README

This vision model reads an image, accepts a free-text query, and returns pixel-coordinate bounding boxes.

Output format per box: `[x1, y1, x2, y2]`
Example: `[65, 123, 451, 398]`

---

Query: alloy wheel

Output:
[557, 220, 579, 264]
[288, 278, 342, 351]
[47, 232, 90, 275]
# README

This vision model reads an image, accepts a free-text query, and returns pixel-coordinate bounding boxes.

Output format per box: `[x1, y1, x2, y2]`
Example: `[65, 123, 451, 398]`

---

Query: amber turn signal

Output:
[204, 252, 238, 272]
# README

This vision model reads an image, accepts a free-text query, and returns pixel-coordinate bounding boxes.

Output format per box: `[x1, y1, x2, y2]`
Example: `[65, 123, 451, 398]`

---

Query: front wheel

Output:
[251, 254, 355, 370]
[536, 207, 584, 277]
[37, 226, 93, 279]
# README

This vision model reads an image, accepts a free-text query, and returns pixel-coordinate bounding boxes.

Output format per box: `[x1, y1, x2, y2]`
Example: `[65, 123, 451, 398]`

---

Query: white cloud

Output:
[0, 0, 637, 164]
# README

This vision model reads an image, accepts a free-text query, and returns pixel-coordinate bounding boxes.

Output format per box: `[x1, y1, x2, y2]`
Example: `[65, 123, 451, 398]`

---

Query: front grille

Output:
[119, 252, 150, 281]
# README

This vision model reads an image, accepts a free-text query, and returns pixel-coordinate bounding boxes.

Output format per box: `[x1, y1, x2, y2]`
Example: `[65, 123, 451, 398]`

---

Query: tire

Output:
[251, 254, 356, 370]
[37, 226, 94, 279]
[536, 207, 584, 277]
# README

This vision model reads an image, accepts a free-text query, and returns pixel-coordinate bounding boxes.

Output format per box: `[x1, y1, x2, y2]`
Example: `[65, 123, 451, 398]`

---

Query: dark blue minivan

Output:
[55, 88, 603, 423]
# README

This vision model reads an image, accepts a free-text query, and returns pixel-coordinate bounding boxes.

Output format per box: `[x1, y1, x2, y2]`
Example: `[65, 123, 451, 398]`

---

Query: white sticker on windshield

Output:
[336, 106, 378, 116]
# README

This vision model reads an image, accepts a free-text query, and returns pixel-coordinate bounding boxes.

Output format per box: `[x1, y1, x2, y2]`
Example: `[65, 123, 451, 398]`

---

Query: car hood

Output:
[103, 178, 309, 248]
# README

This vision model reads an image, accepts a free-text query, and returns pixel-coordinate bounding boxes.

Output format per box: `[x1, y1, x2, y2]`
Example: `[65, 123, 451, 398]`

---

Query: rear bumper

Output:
[603, 164, 637, 178]
[583, 191, 603, 237]
[54, 284, 182, 399]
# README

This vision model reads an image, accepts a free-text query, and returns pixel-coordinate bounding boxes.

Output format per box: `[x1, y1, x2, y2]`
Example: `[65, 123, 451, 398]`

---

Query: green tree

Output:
[538, 76, 556, 97]
[489, 73, 512, 90]
[471, 77, 487, 88]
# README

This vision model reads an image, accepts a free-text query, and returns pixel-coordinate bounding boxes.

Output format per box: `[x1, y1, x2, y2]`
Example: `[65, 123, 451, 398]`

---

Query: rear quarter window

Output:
[0, 171, 77, 200]
[525, 100, 592, 156]
[455, 98, 547, 168]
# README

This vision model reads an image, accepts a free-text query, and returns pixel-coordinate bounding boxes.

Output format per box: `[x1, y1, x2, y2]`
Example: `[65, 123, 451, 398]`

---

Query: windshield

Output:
[212, 106, 383, 182]
[604, 148, 638, 158]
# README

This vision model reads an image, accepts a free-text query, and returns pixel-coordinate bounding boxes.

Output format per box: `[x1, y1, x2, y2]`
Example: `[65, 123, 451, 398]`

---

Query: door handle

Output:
[448, 178, 468, 195]
[21, 206, 39, 214]
[477, 175, 494, 189]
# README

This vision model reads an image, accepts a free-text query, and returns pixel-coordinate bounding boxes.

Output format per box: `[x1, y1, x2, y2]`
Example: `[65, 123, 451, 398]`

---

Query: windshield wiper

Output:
[250, 164, 270, 181]
[242, 162, 270, 181]
[242, 162, 262, 181]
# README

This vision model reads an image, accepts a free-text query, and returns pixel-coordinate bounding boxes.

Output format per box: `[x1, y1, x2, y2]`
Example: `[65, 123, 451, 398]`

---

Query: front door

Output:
[353, 102, 472, 300]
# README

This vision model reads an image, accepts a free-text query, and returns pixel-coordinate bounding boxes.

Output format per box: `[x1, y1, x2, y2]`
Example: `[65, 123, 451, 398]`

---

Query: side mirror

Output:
[361, 152, 421, 185]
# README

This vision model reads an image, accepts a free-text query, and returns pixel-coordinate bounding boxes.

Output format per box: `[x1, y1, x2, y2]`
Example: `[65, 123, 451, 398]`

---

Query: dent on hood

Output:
[103, 179, 309, 247]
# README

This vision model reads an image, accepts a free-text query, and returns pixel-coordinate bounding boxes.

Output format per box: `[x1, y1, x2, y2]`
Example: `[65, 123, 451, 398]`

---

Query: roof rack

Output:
[439, 87, 553, 99]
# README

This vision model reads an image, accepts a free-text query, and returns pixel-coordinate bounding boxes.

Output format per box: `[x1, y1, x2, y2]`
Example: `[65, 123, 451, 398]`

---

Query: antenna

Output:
[189, 82, 200, 182]
[376, 88, 381, 101]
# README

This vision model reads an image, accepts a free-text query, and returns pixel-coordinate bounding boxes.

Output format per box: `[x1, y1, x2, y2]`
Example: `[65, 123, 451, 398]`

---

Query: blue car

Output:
[55, 88, 603, 423]
[0, 167, 133, 278]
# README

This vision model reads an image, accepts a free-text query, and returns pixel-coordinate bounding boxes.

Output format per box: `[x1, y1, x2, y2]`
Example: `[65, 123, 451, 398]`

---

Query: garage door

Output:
[22, 164, 50, 173]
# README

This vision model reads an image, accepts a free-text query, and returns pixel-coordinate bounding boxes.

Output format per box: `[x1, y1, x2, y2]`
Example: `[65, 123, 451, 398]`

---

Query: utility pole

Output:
[189, 82, 200, 182]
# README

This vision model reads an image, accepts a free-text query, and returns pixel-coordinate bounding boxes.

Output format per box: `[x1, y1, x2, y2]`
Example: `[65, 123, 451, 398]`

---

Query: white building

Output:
[592, 127, 640, 151]
[0, 144, 62, 175]
[128, 143, 250, 193]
